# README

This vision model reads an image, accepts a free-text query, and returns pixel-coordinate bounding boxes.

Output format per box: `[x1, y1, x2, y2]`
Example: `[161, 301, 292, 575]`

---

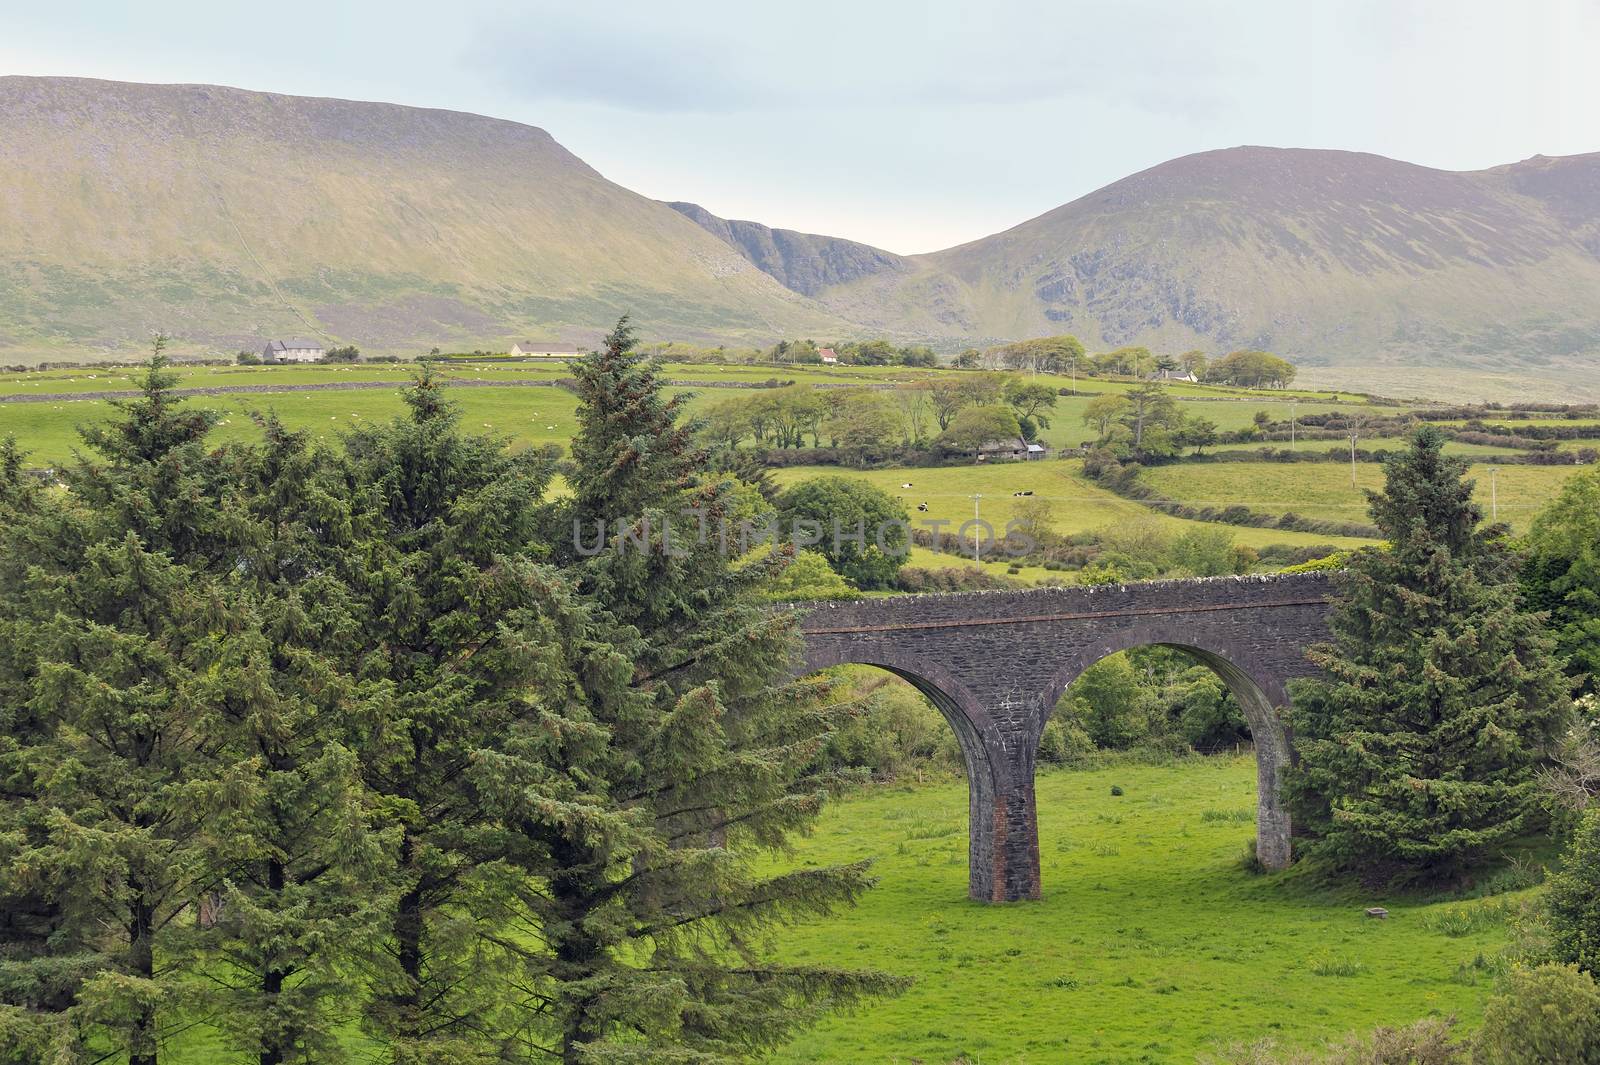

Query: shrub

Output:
[1422, 900, 1512, 938]
[1473, 963, 1600, 1064]
[1036, 718, 1096, 765]
[894, 565, 1019, 592]
[816, 674, 959, 779]
[1202, 1017, 1463, 1063]
[763, 549, 857, 601]
[1546, 807, 1600, 975]
[778, 475, 909, 589]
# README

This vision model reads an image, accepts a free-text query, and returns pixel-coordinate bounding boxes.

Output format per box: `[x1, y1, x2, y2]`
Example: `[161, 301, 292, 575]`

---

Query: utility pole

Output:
[1070, 356, 1076, 393]
[1290, 399, 1298, 450]
[971, 493, 984, 564]
[1488, 466, 1500, 522]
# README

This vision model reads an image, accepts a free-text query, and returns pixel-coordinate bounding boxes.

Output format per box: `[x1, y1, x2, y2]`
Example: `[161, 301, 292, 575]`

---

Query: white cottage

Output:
[262, 339, 325, 363]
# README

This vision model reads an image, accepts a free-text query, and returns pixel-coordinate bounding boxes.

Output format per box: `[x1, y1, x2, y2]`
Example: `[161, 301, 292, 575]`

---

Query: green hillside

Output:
[0, 76, 850, 363]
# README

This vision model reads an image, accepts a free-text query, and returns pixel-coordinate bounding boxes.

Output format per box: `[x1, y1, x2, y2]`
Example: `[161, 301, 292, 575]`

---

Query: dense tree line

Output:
[0, 326, 904, 1065]
[641, 329, 1297, 389]
[703, 373, 1059, 463]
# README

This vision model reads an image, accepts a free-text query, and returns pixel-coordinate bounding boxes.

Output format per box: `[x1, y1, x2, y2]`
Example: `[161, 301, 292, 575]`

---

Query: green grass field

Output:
[768, 461, 1375, 554]
[765, 755, 1521, 1063]
[0, 384, 582, 466]
[1143, 461, 1581, 535]
[3, 361, 1581, 566]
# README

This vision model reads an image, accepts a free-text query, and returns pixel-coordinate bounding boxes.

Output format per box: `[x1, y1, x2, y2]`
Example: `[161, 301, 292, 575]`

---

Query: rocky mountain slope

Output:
[806, 147, 1600, 377]
[664, 201, 908, 297]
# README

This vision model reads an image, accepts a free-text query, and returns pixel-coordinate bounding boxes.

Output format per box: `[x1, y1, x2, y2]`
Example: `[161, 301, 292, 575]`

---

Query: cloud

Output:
[462, 0, 1241, 117]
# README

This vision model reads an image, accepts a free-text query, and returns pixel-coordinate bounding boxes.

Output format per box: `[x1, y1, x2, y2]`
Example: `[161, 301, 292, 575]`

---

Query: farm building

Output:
[818, 347, 838, 364]
[975, 438, 1050, 462]
[262, 339, 325, 363]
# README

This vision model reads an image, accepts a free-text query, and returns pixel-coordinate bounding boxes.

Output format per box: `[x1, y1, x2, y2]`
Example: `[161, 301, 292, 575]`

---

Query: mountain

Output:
[3, 76, 1599, 395]
[802, 147, 1600, 385]
[0, 76, 849, 361]
[664, 202, 909, 297]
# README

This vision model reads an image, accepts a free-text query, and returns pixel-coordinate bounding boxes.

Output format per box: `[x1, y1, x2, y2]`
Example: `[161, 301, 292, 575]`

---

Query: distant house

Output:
[262, 339, 325, 363]
[976, 438, 1049, 462]
[1153, 368, 1198, 383]
[510, 340, 582, 358]
[818, 348, 839, 365]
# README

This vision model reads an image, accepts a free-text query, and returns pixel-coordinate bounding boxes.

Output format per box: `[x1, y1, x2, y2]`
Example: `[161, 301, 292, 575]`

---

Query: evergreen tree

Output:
[492, 318, 903, 1063]
[0, 439, 109, 1064]
[1287, 427, 1573, 881]
[187, 417, 396, 1065]
[338, 365, 570, 1060]
[0, 348, 238, 1064]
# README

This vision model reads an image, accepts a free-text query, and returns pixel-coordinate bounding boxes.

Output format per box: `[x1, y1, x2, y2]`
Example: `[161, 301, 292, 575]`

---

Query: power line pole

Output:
[1290, 399, 1298, 450]
[1488, 465, 1500, 522]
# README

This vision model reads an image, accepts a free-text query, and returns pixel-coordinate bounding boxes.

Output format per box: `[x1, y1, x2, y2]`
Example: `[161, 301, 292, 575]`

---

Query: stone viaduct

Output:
[795, 572, 1334, 902]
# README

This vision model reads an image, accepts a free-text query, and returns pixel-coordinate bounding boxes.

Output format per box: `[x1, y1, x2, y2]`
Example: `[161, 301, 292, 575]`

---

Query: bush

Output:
[763, 549, 857, 601]
[1473, 963, 1600, 1064]
[1202, 1017, 1463, 1063]
[1036, 718, 1096, 765]
[894, 566, 1020, 592]
[1546, 807, 1600, 975]
[778, 475, 909, 589]
[816, 674, 959, 779]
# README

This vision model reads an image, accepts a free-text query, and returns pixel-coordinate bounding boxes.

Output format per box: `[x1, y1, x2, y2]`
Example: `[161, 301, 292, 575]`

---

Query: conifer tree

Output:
[0, 347, 238, 1064]
[188, 417, 396, 1065]
[0, 439, 108, 1064]
[494, 319, 903, 1063]
[1287, 426, 1573, 881]
[338, 365, 571, 1060]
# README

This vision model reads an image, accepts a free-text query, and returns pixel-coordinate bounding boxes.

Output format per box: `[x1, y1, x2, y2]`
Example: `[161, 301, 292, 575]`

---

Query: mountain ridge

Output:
[2, 75, 1599, 393]
[0, 75, 849, 360]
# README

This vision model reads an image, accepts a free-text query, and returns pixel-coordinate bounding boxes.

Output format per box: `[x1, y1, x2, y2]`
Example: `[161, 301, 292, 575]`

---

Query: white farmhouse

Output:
[262, 339, 325, 363]
[510, 340, 582, 358]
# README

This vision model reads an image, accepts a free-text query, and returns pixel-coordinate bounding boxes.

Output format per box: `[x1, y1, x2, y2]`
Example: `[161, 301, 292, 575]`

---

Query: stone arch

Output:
[1036, 623, 1296, 870]
[798, 645, 1034, 900]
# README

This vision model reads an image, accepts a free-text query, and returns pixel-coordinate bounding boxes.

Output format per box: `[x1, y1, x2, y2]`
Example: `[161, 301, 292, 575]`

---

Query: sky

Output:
[3, 0, 1598, 253]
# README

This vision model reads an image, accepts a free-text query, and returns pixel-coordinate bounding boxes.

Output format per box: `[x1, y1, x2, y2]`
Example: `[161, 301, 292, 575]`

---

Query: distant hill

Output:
[664, 202, 909, 297]
[3, 77, 1600, 397]
[804, 148, 1600, 386]
[0, 76, 848, 361]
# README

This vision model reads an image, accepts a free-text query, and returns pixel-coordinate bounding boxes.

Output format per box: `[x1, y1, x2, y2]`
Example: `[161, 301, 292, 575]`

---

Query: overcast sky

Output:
[4, 0, 1597, 253]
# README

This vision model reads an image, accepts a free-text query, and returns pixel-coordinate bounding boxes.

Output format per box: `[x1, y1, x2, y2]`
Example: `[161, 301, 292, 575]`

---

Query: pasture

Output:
[1141, 461, 1582, 536]
[765, 755, 1523, 1064]
[766, 462, 1376, 553]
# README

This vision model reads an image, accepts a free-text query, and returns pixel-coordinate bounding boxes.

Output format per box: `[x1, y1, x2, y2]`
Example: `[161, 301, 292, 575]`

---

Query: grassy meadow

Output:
[765, 756, 1524, 1064]
[1142, 461, 1581, 536]
[7, 359, 1587, 565]
[766, 462, 1376, 554]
